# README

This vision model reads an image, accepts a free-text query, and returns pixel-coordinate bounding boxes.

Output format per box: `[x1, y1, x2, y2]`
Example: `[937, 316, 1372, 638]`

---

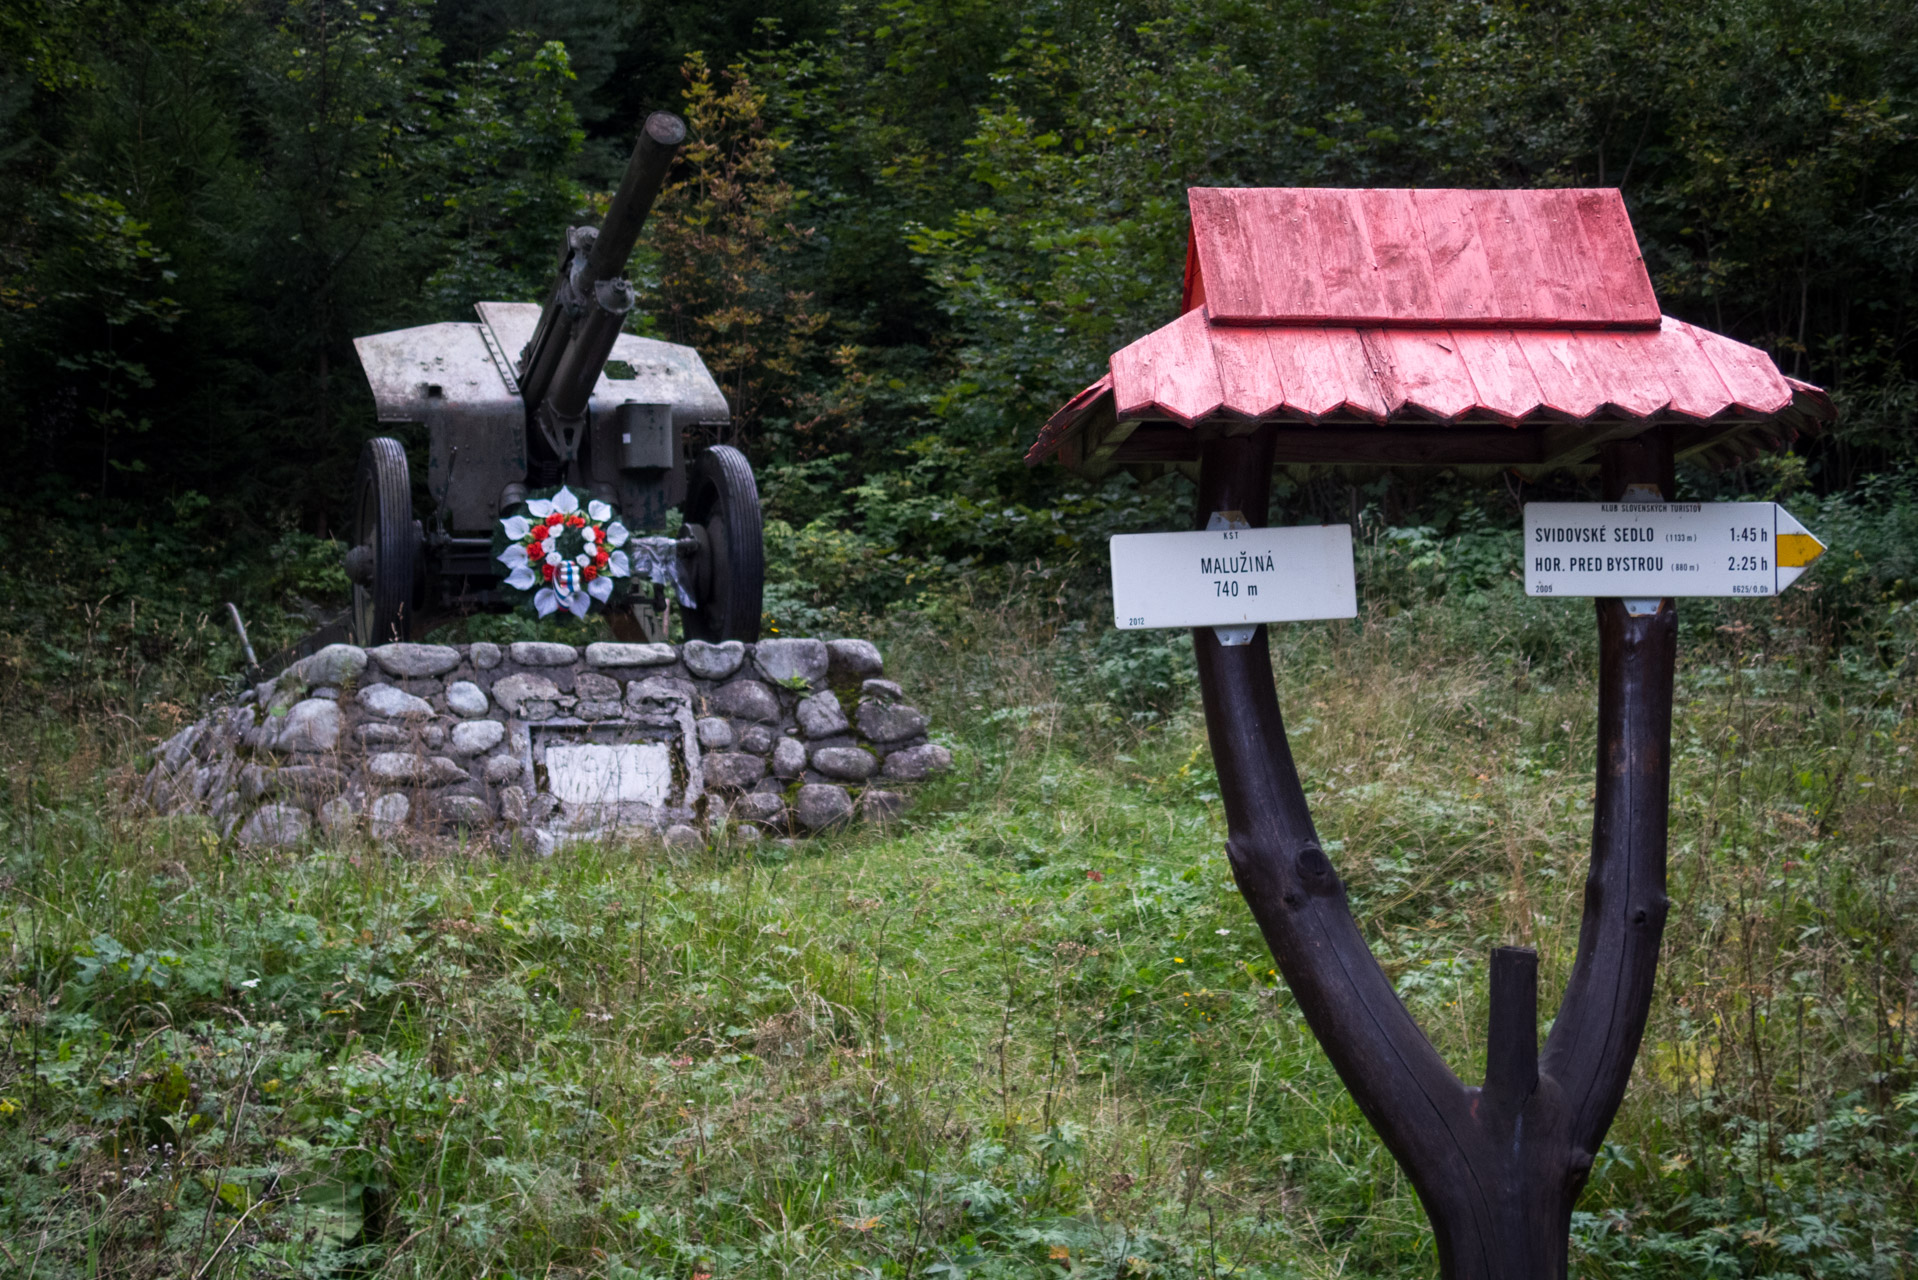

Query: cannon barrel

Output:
[518, 111, 687, 422]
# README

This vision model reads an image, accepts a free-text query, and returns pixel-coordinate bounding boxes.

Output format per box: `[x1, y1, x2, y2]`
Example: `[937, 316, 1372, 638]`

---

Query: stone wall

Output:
[138, 637, 950, 851]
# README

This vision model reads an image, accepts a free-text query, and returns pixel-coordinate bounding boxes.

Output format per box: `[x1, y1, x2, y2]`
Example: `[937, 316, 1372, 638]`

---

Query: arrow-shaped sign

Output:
[1524, 501, 1826, 599]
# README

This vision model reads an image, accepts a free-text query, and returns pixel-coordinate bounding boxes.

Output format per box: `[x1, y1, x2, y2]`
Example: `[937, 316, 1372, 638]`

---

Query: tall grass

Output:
[1, 549, 1914, 1278]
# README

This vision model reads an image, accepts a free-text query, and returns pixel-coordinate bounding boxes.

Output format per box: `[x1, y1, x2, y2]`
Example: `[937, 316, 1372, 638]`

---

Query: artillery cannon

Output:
[345, 111, 761, 646]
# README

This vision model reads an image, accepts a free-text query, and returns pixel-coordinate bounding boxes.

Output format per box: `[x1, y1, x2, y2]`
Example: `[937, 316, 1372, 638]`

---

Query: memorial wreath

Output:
[495, 486, 632, 618]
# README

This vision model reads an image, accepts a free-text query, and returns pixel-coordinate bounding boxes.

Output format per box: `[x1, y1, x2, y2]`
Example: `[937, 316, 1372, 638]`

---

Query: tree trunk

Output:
[1190, 427, 1676, 1277]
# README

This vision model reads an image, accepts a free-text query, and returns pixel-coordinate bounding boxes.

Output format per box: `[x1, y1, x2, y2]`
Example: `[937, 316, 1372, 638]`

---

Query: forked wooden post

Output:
[1191, 427, 1677, 1278]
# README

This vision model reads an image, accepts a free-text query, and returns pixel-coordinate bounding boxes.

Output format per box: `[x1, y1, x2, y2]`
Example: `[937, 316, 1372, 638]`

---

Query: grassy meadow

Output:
[2, 560, 1916, 1279]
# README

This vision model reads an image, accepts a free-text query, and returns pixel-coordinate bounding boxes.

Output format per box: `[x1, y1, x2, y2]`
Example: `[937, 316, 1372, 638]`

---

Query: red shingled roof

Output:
[1028, 188, 1833, 473]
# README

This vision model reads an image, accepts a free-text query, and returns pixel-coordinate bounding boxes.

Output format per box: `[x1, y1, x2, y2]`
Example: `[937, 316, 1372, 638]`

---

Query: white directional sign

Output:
[1524, 501, 1825, 599]
[1111, 524, 1357, 630]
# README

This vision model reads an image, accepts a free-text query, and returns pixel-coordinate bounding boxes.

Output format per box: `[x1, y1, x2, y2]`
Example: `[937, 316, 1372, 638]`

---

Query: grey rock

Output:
[753, 638, 829, 686]
[368, 792, 410, 838]
[158, 723, 203, 773]
[498, 785, 530, 824]
[861, 678, 905, 703]
[210, 790, 241, 825]
[318, 796, 358, 835]
[509, 641, 577, 666]
[629, 679, 698, 710]
[519, 700, 559, 721]
[811, 745, 878, 782]
[490, 672, 562, 714]
[276, 699, 342, 753]
[681, 639, 746, 680]
[358, 683, 435, 720]
[737, 723, 775, 754]
[731, 792, 788, 825]
[445, 681, 490, 717]
[860, 789, 909, 821]
[627, 676, 695, 728]
[663, 823, 703, 850]
[356, 723, 406, 745]
[713, 679, 778, 721]
[239, 803, 311, 847]
[883, 743, 953, 780]
[731, 823, 763, 843]
[436, 794, 494, 828]
[264, 682, 306, 717]
[826, 638, 884, 679]
[577, 699, 625, 720]
[704, 752, 768, 790]
[858, 700, 929, 743]
[772, 736, 809, 778]
[796, 689, 850, 738]
[471, 641, 502, 670]
[585, 642, 676, 667]
[696, 717, 734, 749]
[292, 643, 368, 687]
[240, 763, 271, 802]
[368, 753, 429, 783]
[752, 776, 787, 795]
[310, 687, 339, 700]
[575, 672, 621, 700]
[428, 756, 470, 786]
[450, 719, 507, 756]
[368, 753, 468, 787]
[482, 754, 526, 785]
[711, 679, 780, 723]
[242, 724, 279, 753]
[795, 783, 853, 831]
[369, 643, 462, 678]
[266, 764, 345, 805]
[628, 675, 695, 706]
[421, 724, 446, 749]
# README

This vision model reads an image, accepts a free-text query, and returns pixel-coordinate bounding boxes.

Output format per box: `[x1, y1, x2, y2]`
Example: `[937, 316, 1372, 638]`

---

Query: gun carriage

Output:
[344, 111, 761, 645]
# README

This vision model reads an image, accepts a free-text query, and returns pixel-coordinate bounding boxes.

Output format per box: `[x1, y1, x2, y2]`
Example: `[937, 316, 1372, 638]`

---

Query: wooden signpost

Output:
[1032, 188, 1835, 1278]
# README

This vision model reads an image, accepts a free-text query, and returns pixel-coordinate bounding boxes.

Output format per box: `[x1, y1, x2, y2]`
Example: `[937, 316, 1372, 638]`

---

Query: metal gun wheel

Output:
[345, 438, 421, 645]
[678, 445, 764, 643]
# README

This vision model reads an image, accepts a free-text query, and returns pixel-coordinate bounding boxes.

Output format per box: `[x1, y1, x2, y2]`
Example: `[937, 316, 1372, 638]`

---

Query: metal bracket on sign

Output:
[1621, 483, 1664, 617]
[1207, 510, 1257, 646]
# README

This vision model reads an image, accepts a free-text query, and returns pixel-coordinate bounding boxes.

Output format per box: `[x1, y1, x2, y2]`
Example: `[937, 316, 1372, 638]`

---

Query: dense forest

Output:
[2, 0, 1916, 682]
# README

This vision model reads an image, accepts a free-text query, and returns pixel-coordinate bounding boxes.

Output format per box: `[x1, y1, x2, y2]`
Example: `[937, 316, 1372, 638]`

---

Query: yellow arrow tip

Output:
[1777, 532, 1825, 568]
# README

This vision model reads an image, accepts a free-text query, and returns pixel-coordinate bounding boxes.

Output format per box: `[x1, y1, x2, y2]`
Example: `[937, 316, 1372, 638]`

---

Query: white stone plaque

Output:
[1110, 525, 1357, 630]
[1523, 501, 1826, 599]
[544, 742, 674, 807]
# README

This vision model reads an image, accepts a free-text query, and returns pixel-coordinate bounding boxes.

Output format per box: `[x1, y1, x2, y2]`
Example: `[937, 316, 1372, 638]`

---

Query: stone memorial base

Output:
[137, 637, 950, 851]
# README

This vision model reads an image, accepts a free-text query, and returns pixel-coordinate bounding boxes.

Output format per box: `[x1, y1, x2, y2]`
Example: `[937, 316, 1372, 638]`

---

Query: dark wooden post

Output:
[1191, 427, 1676, 1278]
